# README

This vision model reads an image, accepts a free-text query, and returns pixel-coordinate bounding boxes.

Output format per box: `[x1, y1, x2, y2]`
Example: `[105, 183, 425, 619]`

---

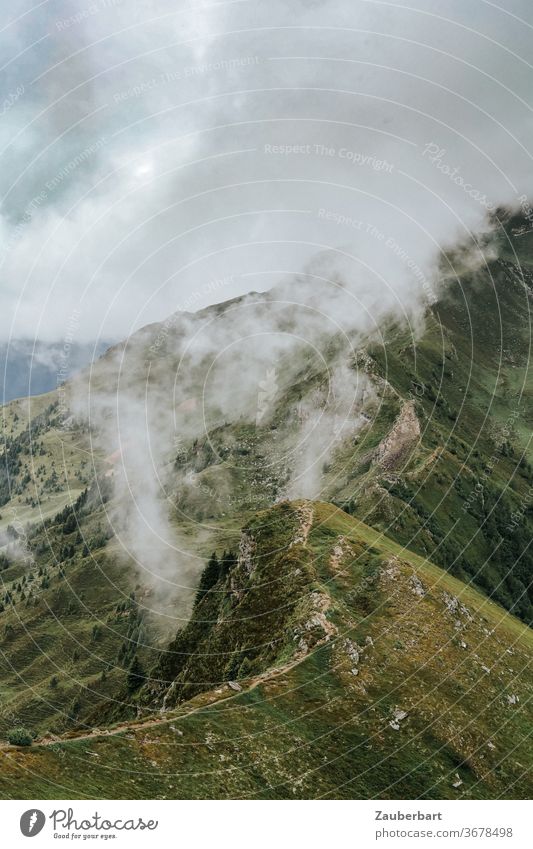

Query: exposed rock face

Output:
[410, 574, 427, 597]
[382, 556, 401, 581]
[374, 400, 420, 470]
[442, 592, 473, 623]
[290, 502, 314, 547]
[344, 639, 360, 675]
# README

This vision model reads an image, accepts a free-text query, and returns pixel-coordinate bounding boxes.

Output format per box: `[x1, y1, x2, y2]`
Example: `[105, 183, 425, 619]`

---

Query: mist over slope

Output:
[53, 216, 528, 626]
[0, 212, 532, 798]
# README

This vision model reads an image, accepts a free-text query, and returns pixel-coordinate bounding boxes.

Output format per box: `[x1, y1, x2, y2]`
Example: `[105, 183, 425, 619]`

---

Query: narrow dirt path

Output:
[0, 636, 328, 752]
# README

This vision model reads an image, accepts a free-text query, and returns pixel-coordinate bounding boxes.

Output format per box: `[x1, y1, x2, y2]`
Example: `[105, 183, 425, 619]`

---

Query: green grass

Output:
[0, 501, 530, 799]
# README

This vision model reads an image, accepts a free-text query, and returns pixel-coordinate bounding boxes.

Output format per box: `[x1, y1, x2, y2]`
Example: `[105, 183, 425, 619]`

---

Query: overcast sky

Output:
[2, 0, 533, 344]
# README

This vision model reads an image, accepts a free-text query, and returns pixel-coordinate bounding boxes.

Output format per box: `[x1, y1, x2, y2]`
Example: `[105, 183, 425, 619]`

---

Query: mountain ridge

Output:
[0, 501, 530, 799]
[0, 220, 532, 797]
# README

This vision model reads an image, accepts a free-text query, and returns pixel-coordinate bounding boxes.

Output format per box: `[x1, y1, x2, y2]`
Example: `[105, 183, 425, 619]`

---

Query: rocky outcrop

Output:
[294, 591, 337, 657]
[290, 502, 314, 547]
[409, 574, 427, 597]
[238, 531, 256, 576]
[374, 400, 420, 470]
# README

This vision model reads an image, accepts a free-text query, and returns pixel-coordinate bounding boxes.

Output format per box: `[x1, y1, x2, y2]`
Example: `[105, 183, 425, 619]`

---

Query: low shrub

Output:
[7, 727, 33, 746]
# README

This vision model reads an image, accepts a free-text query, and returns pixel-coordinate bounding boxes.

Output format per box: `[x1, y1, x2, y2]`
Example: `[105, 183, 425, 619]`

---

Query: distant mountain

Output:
[0, 339, 113, 403]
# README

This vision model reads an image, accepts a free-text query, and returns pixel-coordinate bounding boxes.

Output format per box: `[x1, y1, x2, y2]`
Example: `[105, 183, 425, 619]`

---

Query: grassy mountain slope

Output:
[341, 259, 533, 623]
[0, 477, 240, 741]
[0, 396, 94, 531]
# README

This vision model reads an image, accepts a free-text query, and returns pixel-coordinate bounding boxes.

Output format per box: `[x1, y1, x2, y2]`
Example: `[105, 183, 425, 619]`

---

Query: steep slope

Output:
[339, 258, 533, 623]
[149, 255, 533, 624]
[0, 218, 532, 799]
[0, 396, 94, 530]
[0, 502, 530, 799]
[0, 476, 239, 741]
